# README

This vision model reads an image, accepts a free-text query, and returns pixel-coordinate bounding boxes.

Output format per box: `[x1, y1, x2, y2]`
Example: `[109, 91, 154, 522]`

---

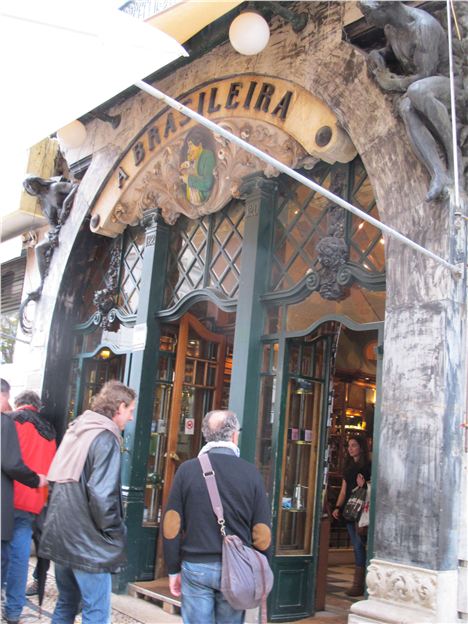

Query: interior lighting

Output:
[229, 12, 270, 56]
[56, 120, 87, 148]
[98, 348, 112, 360]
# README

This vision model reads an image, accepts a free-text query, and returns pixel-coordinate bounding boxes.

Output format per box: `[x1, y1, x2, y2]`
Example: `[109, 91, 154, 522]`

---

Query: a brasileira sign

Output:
[90, 74, 356, 236]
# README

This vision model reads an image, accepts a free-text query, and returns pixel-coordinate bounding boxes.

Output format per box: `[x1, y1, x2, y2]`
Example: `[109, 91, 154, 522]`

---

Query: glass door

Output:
[276, 337, 326, 557]
[270, 324, 339, 621]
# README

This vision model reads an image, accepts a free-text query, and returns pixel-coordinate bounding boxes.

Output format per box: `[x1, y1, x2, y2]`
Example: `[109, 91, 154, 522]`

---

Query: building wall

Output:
[16, 2, 466, 621]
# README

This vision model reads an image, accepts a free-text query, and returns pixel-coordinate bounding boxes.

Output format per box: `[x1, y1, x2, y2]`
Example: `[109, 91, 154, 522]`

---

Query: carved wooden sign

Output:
[90, 75, 357, 237]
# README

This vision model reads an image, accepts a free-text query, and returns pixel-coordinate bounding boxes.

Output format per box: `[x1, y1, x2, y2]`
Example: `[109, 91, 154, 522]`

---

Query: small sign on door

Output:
[184, 418, 195, 435]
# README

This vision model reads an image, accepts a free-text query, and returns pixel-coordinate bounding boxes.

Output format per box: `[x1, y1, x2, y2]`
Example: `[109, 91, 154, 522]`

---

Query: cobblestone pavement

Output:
[3, 560, 164, 624]
[3, 560, 354, 623]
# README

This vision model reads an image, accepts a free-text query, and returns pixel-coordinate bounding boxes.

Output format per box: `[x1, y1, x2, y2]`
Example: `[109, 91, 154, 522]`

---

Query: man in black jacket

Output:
[1, 381, 46, 601]
[39, 381, 136, 624]
[163, 409, 271, 624]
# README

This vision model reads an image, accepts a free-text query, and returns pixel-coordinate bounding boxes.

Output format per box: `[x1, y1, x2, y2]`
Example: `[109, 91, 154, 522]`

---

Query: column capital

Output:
[238, 173, 278, 202]
[140, 208, 164, 231]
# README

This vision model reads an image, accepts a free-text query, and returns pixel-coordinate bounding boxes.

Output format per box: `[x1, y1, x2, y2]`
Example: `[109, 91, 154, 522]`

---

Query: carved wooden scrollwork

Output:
[110, 118, 316, 227]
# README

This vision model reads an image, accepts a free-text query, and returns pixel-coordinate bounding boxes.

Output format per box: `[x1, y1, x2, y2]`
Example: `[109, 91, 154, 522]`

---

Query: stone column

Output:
[350, 199, 467, 623]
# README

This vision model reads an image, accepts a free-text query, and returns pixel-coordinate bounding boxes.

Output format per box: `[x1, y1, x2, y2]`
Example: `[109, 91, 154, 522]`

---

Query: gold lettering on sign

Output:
[118, 167, 129, 189]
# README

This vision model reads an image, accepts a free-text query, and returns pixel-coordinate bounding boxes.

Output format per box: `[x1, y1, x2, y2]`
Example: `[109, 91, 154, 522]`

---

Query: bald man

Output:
[163, 410, 271, 624]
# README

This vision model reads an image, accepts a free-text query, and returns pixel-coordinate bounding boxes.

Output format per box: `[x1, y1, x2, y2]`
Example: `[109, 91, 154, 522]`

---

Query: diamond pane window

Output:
[208, 201, 244, 298]
[348, 161, 384, 272]
[271, 158, 384, 293]
[271, 165, 332, 291]
[118, 226, 145, 316]
[164, 200, 244, 308]
[165, 215, 209, 305]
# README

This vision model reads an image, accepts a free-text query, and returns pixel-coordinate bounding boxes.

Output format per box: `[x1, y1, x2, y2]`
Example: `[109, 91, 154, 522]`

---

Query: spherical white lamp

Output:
[229, 12, 270, 56]
[56, 120, 87, 148]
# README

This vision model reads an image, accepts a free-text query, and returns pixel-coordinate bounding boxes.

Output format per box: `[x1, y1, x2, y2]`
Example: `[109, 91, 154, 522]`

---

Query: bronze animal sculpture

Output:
[359, 1, 458, 202]
[19, 175, 77, 333]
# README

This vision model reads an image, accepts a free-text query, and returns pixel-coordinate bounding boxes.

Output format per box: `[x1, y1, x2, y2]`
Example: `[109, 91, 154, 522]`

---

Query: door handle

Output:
[169, 451, 180, 462]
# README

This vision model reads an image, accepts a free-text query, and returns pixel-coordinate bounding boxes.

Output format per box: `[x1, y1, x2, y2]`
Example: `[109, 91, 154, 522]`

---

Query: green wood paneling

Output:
[229, 174, 277, 462]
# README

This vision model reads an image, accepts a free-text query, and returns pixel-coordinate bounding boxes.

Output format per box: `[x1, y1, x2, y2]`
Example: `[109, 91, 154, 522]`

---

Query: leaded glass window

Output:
[118, 226, 145, 315]
[271, 165, 332, 292]
[77, 225, 144, 322]
[270, 158, 384, 293]
[164, 200, 245, 308]
[348, 160, 384, 272]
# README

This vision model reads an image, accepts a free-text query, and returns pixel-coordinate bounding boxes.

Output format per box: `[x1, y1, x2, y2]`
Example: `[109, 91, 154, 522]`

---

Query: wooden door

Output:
[161, 313, 227, 511]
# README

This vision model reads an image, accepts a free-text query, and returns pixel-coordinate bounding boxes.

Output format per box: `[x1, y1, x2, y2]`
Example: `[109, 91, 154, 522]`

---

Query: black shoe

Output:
[25, 580, 38, 597]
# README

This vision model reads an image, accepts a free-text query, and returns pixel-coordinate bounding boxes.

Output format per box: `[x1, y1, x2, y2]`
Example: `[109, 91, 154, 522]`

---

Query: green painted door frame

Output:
[114, 209, 171, 592]
[266, 317, 383, 620]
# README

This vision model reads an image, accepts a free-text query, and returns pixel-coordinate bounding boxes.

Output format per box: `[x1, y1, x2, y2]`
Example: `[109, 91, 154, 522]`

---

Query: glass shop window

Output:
[256, 342, 279, 495]
[164, 200, 244, 308]
[143, 325, 177, 525]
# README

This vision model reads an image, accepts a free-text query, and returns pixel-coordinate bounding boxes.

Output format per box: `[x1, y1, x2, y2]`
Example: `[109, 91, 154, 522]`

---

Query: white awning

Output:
[0, 0, 187, 152]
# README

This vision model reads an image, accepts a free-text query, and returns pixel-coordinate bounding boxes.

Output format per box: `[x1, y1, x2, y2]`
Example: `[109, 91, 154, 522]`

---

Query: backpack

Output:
[198, 453, 273, 618]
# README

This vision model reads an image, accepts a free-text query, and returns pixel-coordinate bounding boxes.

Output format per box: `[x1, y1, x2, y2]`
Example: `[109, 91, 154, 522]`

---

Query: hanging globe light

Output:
[229, 12, 270, 56]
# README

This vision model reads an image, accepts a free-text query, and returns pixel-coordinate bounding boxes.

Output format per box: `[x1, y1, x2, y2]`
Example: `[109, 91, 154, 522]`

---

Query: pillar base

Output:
[348, 559, 458, 624]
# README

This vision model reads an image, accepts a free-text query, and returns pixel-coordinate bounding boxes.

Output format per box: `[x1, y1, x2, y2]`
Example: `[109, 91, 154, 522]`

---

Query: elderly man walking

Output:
[163, 409, 271, 624]
[39, 380, 136, 624]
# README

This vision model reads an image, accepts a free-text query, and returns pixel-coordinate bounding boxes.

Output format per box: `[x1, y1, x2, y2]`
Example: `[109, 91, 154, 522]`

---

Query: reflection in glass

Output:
[256, 375, 276, 496]
[286, 285, 385, 333]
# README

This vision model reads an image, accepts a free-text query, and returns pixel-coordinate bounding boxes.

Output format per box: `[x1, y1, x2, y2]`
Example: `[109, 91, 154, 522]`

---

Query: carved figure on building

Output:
[179, 128, 216, 206]
[314, 236, 349, 300]
[306, 168, 350, 301]
[359, 1, 458, 202]
[19, 175, 77, 333]
[93, 237, 122, 332]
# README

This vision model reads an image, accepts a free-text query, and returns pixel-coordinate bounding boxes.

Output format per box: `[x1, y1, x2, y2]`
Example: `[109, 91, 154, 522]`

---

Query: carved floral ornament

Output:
[90, 75, 357, 237]
[366, 560, 437, 612]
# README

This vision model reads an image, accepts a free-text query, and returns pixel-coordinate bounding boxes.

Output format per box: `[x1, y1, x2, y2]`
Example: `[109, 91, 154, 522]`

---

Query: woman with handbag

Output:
[331, 435, 371, 596]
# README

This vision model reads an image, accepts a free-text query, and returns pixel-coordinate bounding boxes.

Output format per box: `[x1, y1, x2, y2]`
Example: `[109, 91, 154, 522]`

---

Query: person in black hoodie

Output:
[1, 379, 47, 609]
[163, 409, 271, 624]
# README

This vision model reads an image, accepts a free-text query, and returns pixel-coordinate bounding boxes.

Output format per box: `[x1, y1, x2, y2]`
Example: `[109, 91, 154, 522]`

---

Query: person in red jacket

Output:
[3, 390, 56, 624]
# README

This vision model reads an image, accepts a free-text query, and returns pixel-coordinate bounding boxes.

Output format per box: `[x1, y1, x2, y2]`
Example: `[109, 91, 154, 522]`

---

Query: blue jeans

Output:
[5, 510, 34, 620]
[181, 561, 245, 624]
[52, 565, 111, 624]
[346, 521, 366, 567]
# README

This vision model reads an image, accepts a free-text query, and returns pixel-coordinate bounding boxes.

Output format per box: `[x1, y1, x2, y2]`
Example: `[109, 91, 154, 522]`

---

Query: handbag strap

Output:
[199, 453, 226, 536]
